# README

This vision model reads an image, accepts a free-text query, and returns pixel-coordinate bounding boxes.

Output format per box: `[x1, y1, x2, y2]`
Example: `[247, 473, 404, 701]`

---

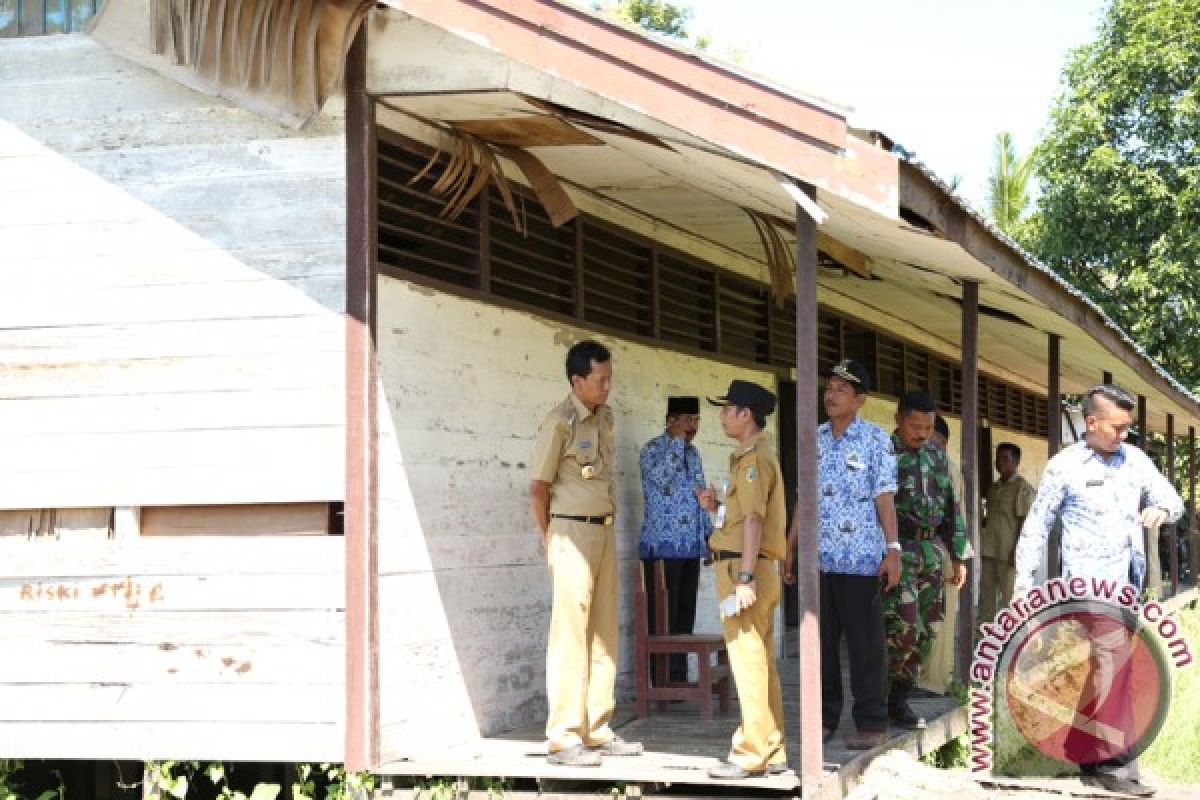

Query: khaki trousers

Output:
[978, 556, 1015, 631]
[545, 520, 618, 751]
[918, 545, 957, 694]
[715, 557, 786, 771]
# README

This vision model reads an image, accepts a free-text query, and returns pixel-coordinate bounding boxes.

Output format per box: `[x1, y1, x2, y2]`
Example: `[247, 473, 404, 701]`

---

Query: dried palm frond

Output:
[744, 207, 796, 305]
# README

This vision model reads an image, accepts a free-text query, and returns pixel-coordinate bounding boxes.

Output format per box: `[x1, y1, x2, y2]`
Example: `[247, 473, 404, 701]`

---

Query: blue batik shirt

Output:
[639, 432, 712, 559]
[1015, 441, 1183, 593]
[817, 416, 898, 575]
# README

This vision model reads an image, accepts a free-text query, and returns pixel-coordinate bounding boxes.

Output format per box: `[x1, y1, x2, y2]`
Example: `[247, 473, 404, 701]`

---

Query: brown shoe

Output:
[845, 730, 887, 751]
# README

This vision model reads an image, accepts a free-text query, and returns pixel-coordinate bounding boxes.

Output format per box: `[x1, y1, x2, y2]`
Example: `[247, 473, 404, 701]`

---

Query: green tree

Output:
[986, 132, 1034, 237]
[1027, 0, 1200, 388]
[594, 0, 692, 40]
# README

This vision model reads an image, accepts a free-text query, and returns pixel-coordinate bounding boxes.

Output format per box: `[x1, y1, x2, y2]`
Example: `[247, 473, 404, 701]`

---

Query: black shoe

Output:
[547, 744, 602, 767]
[766, 762, 789, 775]
[888, 685, 926, 729]
[588, 736, 643, 757]
[822, 726, 837, 743]
[707, 760, 765, 780]
[1080, 773, 1155, 797]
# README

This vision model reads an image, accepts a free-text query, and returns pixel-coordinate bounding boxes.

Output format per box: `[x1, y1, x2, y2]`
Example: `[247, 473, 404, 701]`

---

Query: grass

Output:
[1141, 602, 1200, 782]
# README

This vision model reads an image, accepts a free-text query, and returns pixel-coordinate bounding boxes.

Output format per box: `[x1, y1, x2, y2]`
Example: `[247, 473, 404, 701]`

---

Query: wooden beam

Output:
[1047, 334, 1061, 458]
[345, 28, 379, 773]
[793, 188, 823, 793]
[817, 232, 871, 279]
[1138, 395, 1148, 449]
[1167, 414, 1178, 593]
[956, 281, 980, 683]
[898, 162, 1200, 423]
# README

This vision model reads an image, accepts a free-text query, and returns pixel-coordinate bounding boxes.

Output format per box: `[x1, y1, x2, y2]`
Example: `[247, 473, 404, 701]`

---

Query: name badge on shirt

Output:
[1086, 478, 1105, 487]
[581, 465, 597, 480]
[715, 503, 727, 529]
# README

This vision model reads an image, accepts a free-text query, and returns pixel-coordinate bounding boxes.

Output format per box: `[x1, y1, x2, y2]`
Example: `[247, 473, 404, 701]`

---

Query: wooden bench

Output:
[633, 560, 731, 719]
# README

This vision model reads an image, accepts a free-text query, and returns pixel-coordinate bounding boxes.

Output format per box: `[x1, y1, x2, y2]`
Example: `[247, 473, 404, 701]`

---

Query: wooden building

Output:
[1, 0, 1197, 795]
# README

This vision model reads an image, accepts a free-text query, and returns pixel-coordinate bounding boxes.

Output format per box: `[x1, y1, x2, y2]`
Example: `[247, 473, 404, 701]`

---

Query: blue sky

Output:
[682, 0, 1108, 211]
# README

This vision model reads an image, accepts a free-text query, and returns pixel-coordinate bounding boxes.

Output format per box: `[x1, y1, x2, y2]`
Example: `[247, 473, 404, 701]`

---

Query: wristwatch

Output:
[886, 542, 902, 552]
[737, 571, 755, 584]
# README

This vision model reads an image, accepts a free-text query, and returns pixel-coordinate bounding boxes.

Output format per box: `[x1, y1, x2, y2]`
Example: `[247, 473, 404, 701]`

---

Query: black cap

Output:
[708, 380, 776, 417]
[827, 359, 870, 394]
[667, 396, 700, 415]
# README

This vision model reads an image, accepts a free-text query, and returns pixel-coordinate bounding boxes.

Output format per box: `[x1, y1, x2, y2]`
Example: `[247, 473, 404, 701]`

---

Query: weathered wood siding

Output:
[375, 279, 777, 759]
[0, 34, 345, 509]
[0, 536, 344, 760]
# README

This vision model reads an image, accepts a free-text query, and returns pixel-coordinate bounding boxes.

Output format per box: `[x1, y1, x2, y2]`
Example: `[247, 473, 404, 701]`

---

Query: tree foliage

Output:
[594, 0, 692, 40]
[1027, 0, 1200, 389]
[986, 132, 1035, 238]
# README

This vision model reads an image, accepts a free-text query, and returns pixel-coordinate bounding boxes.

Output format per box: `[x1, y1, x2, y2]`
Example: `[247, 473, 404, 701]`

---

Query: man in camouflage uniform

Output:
[884, 391, 971, 727]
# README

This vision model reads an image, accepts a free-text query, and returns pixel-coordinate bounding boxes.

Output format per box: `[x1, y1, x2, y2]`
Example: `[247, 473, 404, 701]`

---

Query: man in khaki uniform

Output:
[698, 380, 787, 779]
[979, 442, 1035, 628]
[529, 340, 642, 768]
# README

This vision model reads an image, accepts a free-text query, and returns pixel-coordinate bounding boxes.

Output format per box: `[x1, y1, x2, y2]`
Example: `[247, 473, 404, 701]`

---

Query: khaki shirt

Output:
[530, 393, 615, 519]
[709, 433, 786, 560]
[982, 474, 1036, 561]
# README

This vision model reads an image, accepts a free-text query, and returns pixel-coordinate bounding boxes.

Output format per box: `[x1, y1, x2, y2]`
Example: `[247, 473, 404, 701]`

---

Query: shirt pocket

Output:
[569, 433, 599, 466]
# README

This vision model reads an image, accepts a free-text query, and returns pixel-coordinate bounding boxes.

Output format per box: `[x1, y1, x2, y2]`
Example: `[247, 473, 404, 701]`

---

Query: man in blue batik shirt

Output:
[1014, 384, 1182, 798]
[785, 360, 900, 750]
[639, 396, 712, 683]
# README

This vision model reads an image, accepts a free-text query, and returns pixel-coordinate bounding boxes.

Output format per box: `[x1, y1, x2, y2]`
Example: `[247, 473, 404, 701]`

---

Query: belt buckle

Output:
[602, 515, 613, 526]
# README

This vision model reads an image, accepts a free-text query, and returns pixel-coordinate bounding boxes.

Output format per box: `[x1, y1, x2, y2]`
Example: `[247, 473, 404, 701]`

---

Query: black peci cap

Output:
[708, 380, 777, 418]
[667, 396, 700, 415]
[827, 359, 871, 394]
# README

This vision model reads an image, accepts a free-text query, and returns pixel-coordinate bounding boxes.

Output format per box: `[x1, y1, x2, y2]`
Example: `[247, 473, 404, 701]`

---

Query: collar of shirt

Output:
[1075, 440, 1126, 467]
[820, 415, 865, 443]
[734, 433, 762, 458]
[569, 392, 604, 422]
[890, 431, 920, 454]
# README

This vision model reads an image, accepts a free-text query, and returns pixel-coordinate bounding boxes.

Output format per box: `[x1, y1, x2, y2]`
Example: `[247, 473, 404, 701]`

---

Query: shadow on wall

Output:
[374, 280, 780, 753]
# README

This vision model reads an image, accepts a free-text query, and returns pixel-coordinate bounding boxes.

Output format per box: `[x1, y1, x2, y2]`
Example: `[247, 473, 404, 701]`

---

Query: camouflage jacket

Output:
[891, 433, 972, 561]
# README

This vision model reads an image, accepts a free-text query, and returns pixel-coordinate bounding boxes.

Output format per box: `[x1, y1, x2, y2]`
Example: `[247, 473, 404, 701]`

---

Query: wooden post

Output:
[794, 189, 822, 792]
[1047, 334, 1061, 458]
[1190, 426, 1197, 585]
[957, 281, 980, 682]
[344, 27, 379, 774]
[1047, 335, 1062, 579]
[1167, 414, 1179, 593]
[1138, 395, 1148, 451]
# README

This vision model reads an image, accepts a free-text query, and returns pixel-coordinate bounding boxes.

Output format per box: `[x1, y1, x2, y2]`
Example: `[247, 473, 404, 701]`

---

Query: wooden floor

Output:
[378, 644, 966, 797]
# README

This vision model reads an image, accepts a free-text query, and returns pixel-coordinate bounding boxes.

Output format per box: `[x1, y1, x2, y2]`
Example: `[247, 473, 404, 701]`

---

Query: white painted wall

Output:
[0, 34, 346, 509]
[375, 278, 778, 755]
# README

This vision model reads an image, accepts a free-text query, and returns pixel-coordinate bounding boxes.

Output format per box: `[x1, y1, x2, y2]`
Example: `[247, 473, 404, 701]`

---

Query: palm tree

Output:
[987, 132, 1034, 235]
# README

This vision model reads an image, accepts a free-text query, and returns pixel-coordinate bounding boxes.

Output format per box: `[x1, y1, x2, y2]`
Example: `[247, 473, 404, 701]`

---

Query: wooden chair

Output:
[633, 560, 731, 719]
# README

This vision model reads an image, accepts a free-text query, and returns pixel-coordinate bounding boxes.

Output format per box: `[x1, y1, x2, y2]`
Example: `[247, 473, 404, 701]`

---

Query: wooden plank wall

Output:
[0, 536, 344, 761]
[0, 34, 346, 509]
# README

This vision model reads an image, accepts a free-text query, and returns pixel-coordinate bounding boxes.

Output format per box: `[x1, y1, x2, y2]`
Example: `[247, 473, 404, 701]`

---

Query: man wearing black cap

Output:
[784, 359, 900, 750]
[638, 396, 712, 683]
[696, 380, 788, 779]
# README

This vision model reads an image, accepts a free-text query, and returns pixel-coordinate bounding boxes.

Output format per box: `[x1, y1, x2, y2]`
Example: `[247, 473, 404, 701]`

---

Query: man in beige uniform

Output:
[698, 380, 787, 779]
[529, 340, 642, 767]
[979, 442, 1035, 628]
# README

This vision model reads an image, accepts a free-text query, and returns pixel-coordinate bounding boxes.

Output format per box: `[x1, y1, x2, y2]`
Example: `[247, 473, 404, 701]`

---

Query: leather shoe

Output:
[1080, 773, 1155, 797]
[547, 744, 601, 767]
[707, 760, 765, 780]
[888, 685, 925, 729]
[845, 730, 887, 751]
[588, 736, 643, 757]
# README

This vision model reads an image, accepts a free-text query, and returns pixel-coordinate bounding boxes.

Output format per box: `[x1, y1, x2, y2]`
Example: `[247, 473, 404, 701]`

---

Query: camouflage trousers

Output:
[882, 537, 946, 686]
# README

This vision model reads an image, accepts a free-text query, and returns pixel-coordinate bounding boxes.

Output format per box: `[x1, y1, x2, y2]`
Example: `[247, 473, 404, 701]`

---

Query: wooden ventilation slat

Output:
[770, 299, 797, 368]
[718, 278, 769, 364]
[904, 349, 930, 394]
[582, 221, 652, 337]
[658, 254, 716, 351]
[875, 335, 904, 397]
[817, 313, 840, 376]
[489, 185, 575, 314]
[376, 139, 481, 290]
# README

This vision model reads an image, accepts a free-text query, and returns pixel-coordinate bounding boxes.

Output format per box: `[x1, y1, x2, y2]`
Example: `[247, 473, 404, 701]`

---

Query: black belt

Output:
[551, 513, 613, 525]
[711, 550, 768, 562]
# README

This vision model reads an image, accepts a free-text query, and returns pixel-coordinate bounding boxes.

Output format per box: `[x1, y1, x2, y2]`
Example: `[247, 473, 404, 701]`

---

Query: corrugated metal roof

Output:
[898, 150, 1200, 408]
